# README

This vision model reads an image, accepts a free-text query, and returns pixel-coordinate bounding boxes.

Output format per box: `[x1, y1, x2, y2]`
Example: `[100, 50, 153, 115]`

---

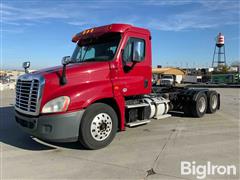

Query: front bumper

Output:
[15, 110, 85, 142]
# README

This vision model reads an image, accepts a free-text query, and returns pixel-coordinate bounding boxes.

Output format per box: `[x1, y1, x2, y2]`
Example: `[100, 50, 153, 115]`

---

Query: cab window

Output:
[123, 38, 145, 62]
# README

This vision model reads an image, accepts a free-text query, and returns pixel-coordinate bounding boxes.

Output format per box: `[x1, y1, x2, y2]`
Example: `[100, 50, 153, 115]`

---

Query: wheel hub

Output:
[90, 113, 112, 141]
[199, 97, 206, 113]
[211, 95, 218, 109]
[100, 123, 107, 131]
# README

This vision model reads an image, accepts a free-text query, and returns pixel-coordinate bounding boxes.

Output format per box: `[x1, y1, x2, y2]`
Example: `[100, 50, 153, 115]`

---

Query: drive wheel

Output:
[192, 92, 207, 118]
[206, 91, 218, 113]
[79, 103, 118, 150]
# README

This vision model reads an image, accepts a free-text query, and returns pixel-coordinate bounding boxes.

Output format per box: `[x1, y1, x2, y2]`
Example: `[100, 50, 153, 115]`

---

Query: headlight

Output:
[42, 96, 70, 114]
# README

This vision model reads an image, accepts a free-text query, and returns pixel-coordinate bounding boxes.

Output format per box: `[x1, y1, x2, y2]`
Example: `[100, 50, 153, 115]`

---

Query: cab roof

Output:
[72, 23, 150, 42]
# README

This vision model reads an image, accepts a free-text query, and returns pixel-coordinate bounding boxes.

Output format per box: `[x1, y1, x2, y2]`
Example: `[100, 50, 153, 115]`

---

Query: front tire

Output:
[79, 103, 118, 150]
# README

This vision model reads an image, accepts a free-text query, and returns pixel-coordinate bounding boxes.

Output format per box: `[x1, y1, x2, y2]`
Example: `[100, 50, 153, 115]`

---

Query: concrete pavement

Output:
[1, 88, 239, 179]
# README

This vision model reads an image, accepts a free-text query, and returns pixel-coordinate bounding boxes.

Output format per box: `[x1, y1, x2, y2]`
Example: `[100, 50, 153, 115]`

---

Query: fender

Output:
[68, 82, 113, 110]
[192, 90, 208, 101]
[40, 81, 113, 112]
[181, 89, 208, 102]
[73, 85, 126, 131]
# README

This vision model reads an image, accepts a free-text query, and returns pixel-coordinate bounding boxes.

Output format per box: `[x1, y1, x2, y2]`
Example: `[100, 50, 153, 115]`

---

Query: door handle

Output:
[144, 79, 148, 88]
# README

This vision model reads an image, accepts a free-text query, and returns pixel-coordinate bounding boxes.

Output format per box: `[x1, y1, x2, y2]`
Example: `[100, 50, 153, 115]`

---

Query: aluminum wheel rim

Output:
[211, 95, 218, 109]
[90, 113, 112, 141]
[199, 97, 206, 113]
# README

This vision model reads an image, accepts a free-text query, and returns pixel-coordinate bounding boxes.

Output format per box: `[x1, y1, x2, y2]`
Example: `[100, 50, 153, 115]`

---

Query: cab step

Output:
[126, 119, 151, 127]
[126, 103, 149, 109]
[155, 114, 172, 120]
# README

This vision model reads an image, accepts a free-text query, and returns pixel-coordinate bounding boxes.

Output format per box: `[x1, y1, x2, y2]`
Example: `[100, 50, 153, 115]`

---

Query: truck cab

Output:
[160, 74, 175, 86]
[15, 24, 220, 149]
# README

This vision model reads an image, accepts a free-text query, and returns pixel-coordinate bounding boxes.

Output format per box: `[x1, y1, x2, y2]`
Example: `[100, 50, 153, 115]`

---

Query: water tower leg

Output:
[212, 45, 217, 67]
[223, 45, 226, 66]
[218, 46, 221, 66]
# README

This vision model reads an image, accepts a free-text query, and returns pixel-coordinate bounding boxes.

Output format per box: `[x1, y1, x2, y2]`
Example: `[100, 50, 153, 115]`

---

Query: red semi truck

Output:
[15, 24, 220, 149]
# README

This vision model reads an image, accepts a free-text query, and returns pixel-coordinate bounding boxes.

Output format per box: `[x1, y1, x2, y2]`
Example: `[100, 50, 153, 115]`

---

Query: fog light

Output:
[42, 125, 52, 134]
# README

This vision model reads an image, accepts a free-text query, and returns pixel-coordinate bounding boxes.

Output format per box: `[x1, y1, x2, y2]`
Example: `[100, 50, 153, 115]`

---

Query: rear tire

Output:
[206, 91, 218, 114]
[79, 103, 118, 150]
[192, 92, 207, 118]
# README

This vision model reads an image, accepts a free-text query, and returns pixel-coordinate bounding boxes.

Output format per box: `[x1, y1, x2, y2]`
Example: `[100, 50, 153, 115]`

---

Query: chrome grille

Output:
[15, 79, 39, 114]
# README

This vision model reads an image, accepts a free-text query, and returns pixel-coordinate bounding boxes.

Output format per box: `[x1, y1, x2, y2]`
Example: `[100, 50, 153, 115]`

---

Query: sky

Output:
[1, 0, 239, 70]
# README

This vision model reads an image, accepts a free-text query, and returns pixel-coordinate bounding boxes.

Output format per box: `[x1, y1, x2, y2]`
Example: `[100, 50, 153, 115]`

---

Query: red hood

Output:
[35, 62, 112, 111]
[32, 62, 110, 80]
[32, 65, 63, 75]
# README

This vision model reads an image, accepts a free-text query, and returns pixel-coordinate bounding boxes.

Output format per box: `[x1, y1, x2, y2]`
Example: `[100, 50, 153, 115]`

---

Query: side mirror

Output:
[60, 56, 71, 86]
[22, 61, 30, 73]
[62, 56, 71, 65]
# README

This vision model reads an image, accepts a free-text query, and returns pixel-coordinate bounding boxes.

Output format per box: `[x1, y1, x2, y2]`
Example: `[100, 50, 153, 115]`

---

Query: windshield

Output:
[162, 75, 173, 79]
[71, 33, 121, 63]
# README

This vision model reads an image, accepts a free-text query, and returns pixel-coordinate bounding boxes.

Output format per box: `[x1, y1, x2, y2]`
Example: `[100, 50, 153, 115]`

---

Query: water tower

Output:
[212, 32, 227, 67]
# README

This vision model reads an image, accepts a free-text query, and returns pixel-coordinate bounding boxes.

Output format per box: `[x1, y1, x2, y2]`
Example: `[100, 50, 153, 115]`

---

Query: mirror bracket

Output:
[60, 56, 71, 85]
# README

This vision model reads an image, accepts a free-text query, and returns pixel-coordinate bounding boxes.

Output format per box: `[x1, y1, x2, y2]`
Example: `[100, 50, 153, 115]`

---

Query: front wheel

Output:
[79, 103, 118, 150]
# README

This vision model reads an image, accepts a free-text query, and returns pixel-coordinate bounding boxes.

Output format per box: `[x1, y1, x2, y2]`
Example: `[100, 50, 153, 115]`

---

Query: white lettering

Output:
[207, 161, 211, 174]
[181, 161, 191, 175]
[217, 166, 226, 175]
[180, 161, 237, 179]
[211, 165, 218, 175]
[192, 161, 196, 175]
[227, 165, 237, 175]
[196, 165, 206, 179]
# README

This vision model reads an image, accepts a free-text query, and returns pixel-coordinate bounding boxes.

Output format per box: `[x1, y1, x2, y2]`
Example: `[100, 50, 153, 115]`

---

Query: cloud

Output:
[67, 21, 95, 28]
[0, 28, 24, 33]
[144, 0, 194, 6]
[1, 4, 70, 21]
[0, 0, 239, 33]
[1, 1, 115, 22]
[67, 21, 88, 26]
[0, 1, 109, 33]
[148, 19, 218, 32]
[145, 0, 239, 31]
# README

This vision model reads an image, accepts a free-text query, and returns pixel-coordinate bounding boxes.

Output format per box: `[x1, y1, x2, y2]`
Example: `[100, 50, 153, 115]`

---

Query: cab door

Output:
[118, 32, 152, 96]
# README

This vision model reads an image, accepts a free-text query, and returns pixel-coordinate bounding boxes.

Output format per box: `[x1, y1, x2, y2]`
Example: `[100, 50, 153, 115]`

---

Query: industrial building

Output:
[152, 67, 185, 85]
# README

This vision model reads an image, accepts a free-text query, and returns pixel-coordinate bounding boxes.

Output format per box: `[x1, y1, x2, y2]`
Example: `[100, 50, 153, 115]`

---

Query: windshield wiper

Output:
[83, 58, 96, 62]
[84, 56, 111, 62]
